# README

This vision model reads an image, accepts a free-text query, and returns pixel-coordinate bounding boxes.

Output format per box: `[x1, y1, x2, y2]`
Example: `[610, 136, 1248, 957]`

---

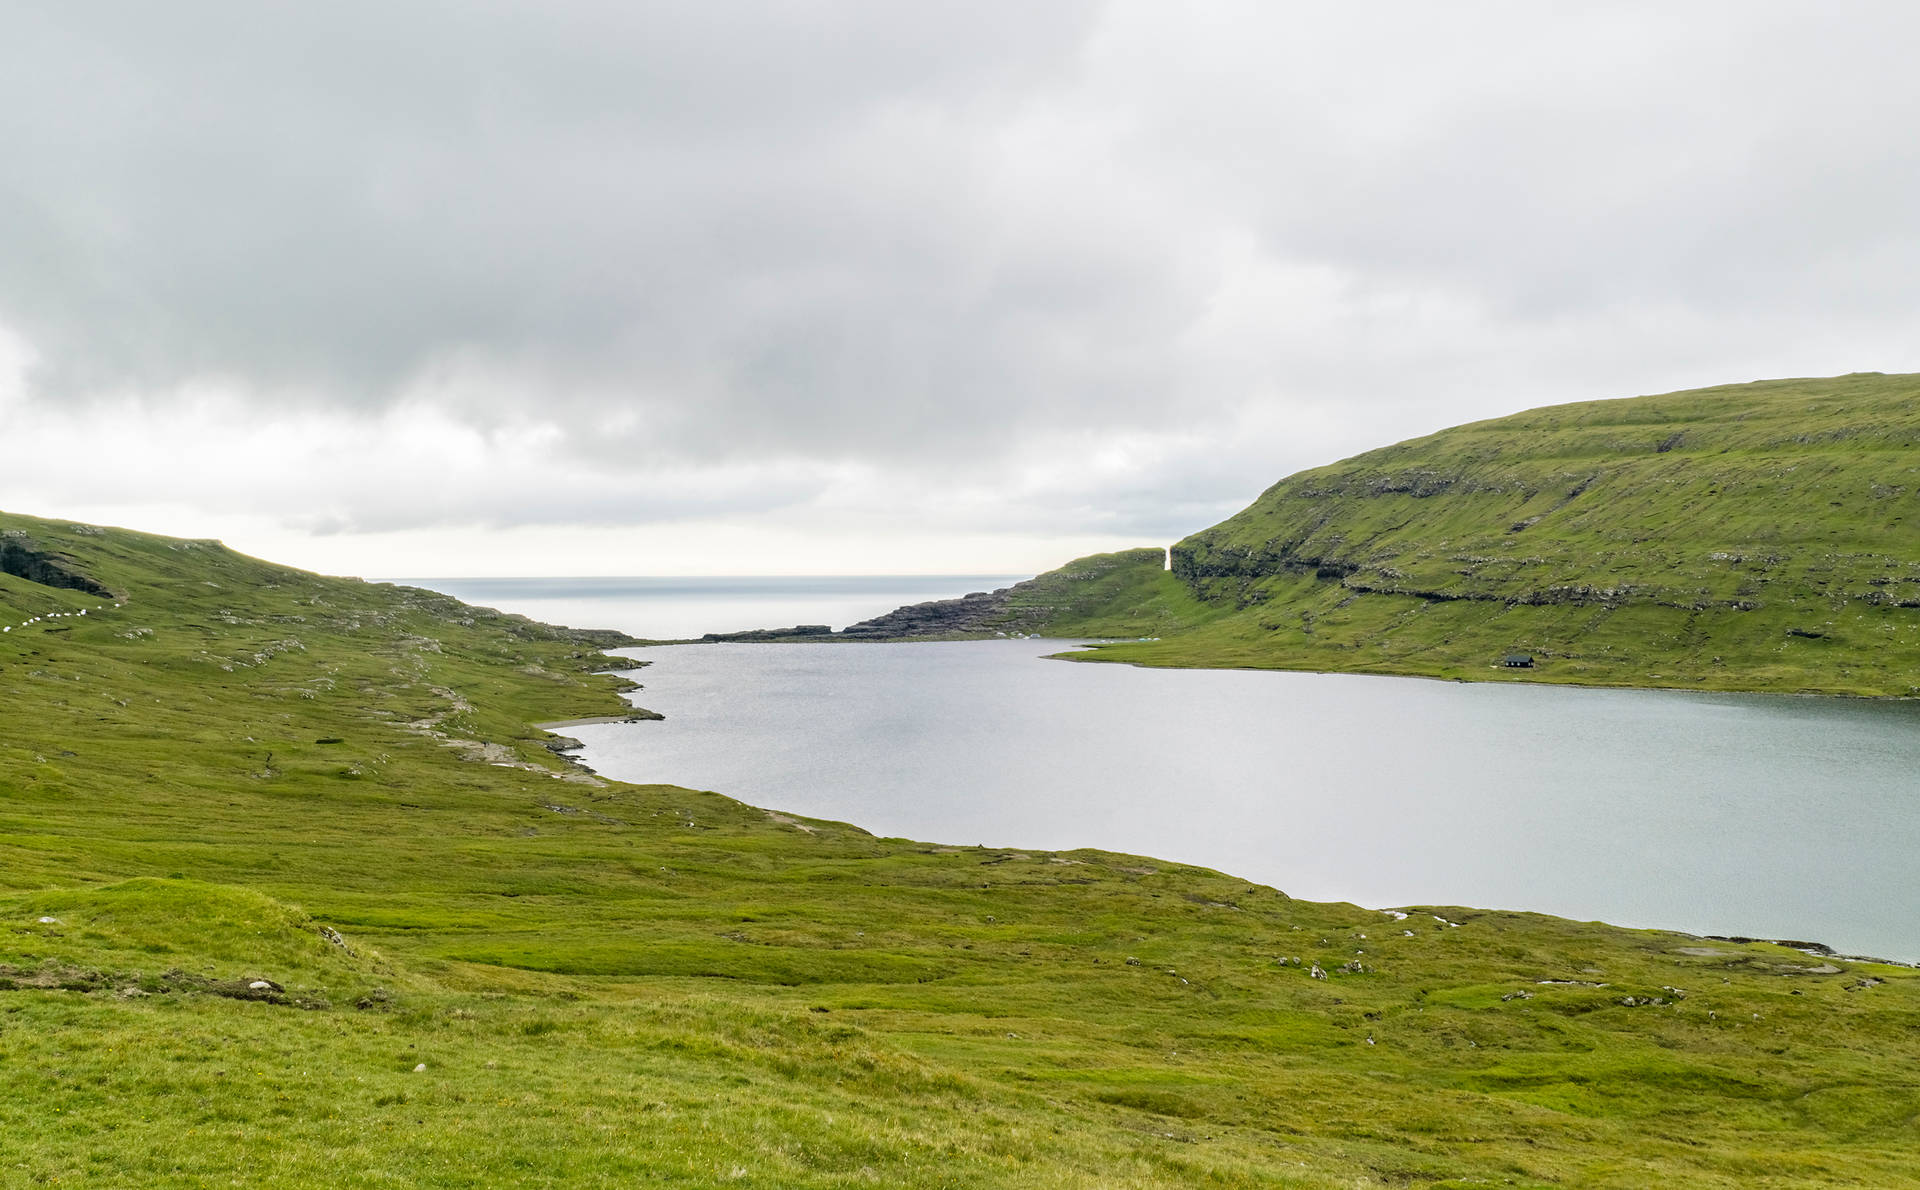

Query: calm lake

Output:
[405, 578, 1920, 962]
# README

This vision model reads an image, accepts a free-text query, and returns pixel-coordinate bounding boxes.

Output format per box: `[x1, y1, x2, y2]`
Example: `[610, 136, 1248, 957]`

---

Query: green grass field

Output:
[999, 374, 1920, 696]
[3, 508, 1918, 1187]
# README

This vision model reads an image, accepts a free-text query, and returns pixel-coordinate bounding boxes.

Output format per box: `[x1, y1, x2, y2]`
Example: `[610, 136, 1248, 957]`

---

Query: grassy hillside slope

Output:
[992, 549, 1223, 639]
[3, 510, 1917, 1187]
[1050, 374, 1920, 693]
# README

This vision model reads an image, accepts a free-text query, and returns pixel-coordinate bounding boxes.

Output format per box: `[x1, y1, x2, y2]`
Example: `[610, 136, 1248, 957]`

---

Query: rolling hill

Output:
[3, 507, 1918, 1187]
[978, 373, 1920, 694]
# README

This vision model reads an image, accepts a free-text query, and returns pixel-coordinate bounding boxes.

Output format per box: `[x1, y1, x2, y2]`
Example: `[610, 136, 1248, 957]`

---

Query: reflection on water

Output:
[569, 639, 1920, 962]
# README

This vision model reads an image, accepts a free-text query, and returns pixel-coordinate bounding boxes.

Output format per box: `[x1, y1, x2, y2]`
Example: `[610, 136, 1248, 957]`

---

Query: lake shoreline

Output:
[550, 704, 1918, 970]
[533, 710, 663, 729]
[1050, 644, 1920, 702]
[559, 642, 1920, 966]
[629, 632, 1920, 702]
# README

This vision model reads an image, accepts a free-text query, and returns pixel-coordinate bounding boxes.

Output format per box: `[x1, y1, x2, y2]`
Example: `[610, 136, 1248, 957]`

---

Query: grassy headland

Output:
[3, 509, 1918, 1187]
[978, 373, 1920, 695]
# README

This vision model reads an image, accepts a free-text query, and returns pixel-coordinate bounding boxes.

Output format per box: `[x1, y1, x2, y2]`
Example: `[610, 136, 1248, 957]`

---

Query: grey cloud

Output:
[6, 2, 1920, 542]
[1122, 4, 1920, 321]
[4, 1, 1140, 453]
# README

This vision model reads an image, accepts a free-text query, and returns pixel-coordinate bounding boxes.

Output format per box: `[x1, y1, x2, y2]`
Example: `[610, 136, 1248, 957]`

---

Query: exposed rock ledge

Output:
[687, 588, 1019, 644]
[0, 536, 114, 599]
[702, 624, 834, 643]
[838, 589, 1014, 638]
[701, 571, 1072, 643]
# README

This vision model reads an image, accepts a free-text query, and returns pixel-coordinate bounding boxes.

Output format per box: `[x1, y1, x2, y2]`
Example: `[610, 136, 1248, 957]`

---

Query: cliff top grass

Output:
[1005, 374, 1920, 695]
[2, 508, 1918, 1187]
[1179, 371, 1920, 602]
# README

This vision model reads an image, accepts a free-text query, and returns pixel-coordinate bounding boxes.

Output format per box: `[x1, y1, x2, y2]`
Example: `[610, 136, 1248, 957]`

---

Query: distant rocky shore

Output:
[701, 585, 1026, 644]
[840, 587, 1019, 638]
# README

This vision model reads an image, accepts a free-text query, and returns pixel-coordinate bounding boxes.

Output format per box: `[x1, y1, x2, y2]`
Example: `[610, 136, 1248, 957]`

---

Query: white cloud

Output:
[4, 3, 1920, 573]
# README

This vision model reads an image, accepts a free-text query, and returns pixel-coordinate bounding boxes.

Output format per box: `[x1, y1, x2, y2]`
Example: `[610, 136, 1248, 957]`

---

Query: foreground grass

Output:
[2, 510, 1918, 1187]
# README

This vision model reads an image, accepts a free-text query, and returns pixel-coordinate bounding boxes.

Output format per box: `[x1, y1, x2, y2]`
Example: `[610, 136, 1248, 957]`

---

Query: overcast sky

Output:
[4, 2, 1918, 575]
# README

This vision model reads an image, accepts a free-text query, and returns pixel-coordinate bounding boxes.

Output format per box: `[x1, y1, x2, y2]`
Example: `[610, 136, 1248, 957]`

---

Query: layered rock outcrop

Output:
[838, 590, 1013, 638]
[0, 536, 114, 598]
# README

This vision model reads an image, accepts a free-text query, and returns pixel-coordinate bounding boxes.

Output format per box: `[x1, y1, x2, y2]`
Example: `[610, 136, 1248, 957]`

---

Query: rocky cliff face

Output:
[702, 625, 834, 643]
[0, 536, 114, 599]
[704, 587, 1028, 643]
[838, 590, 1014, 638]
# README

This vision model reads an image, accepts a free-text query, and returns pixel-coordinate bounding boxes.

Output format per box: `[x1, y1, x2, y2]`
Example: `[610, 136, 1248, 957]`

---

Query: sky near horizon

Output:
[4, 2, 1920, 576]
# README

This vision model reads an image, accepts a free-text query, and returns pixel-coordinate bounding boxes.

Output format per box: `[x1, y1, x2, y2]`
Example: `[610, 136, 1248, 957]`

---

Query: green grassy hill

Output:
[3, 509, 1918, 1187]
[1034, 373, 1920, 694]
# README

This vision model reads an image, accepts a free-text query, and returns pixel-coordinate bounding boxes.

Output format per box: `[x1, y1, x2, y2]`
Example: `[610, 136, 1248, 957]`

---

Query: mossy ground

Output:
[3, 510, 1917, 1187]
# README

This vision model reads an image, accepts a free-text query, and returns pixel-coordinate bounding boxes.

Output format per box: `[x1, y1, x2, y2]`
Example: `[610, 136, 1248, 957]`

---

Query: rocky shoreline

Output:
[700, 585, 1033, 644]
[839, 587, 1019, 638]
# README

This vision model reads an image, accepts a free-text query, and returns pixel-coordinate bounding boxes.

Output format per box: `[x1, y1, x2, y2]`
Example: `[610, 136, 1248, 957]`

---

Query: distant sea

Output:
[380, 575, 1030, 641]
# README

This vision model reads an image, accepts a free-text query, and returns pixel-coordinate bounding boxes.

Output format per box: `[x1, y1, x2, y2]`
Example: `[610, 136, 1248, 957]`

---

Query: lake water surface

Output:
[570, 639, 1920, 963]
